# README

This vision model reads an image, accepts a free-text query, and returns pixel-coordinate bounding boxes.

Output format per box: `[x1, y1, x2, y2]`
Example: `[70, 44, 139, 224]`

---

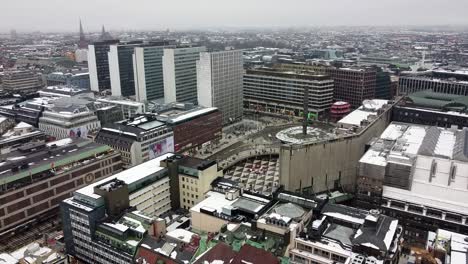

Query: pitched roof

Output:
[193, 242, 236, 264]
[231, 244, 279, 264]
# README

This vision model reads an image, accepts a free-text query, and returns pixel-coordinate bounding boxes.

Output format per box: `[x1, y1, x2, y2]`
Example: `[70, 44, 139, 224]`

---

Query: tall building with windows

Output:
[88, 40, 120, 92]
[133, 42, 176, 103]
[197, 50, 244, 124]
[108, 41, 143, 97]
[163, 46, 206, 104]
[243, 68, 334, 118]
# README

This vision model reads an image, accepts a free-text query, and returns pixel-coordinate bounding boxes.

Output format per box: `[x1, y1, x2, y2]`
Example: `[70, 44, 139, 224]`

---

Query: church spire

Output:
[78, 19, 88, 49]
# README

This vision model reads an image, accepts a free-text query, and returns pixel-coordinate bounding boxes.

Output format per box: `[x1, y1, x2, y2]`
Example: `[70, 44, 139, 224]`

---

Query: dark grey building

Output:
[89, 40, 120, 92]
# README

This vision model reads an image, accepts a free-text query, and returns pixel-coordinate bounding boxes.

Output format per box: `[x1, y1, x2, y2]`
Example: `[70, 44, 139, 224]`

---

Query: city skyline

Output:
[1, 0, 468, 32]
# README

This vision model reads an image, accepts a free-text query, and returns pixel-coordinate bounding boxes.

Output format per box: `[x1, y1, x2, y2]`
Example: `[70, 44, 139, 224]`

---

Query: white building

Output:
[163, 46, 206, 104]
[337, 99, 389, 129]
[38, 98, 101, 139]
[358, 122, 468, 241]
[197, 50, 244, 125]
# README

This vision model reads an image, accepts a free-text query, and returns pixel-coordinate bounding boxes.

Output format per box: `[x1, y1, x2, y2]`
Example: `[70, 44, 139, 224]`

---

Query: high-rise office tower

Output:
[197, 50, 244, 124]
[108, 41, 143, 97]
[133, 42, 175, 102]
[88, 40, 120, 92]
[163, 46, 206, 104]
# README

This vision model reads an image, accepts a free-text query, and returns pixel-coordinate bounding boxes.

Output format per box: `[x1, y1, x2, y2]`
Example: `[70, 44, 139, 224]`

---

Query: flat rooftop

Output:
[0, 138, 111, 186]
[75, 153, 174, 200]
[337, 99, 389, 127]
[157, 106, 218, 125]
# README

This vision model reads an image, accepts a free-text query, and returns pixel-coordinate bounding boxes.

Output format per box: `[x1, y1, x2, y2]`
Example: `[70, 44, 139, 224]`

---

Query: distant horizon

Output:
[2, 0, 468, 33]
[2, 23, 468, 35]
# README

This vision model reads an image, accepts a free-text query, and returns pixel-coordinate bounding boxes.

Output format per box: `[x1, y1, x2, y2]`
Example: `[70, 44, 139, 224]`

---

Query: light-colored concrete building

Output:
[197, 50, 244, 124]
[279, 99, 397, 195]
[163, 46, 206, 104]
[176, 157, 220, 209]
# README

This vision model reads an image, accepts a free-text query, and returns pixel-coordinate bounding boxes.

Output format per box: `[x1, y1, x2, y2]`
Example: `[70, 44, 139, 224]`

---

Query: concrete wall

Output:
[279, 105, 393, 194]
[191, 211, 227, 233]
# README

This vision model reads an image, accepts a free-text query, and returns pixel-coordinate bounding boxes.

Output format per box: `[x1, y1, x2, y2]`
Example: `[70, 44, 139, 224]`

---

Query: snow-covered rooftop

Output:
[75, 153, 174, 200]
[190, 191, 236, 213]
[337, 99, 388, 127]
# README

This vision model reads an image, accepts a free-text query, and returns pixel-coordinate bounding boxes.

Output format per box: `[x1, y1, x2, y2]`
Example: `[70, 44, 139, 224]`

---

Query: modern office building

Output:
[0, 138, 122, 234]
[61, 154, 174, 264]
[163, 46, 206, 104]
[108, 41, 143, 97]
[243, 68, 334, 118]
[197, 50, 244, 124]
[393, 91, 468, 129]
[95, 115, 174, 168]
[154, 103, 222, 152]
[399, 75, 468, 96]
[38, 97, 101, 139]
[88, 40, 120, 92]
[133, 42, 176, 103]
[2, 70, 43, 94]
[275, 63, 377, 108]
[47, 71, 90, 90]
[357, 122, 468, 244]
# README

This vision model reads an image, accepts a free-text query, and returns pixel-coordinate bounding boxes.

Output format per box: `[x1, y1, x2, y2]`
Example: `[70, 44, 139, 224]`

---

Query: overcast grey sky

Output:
[2, 0, 468, 32]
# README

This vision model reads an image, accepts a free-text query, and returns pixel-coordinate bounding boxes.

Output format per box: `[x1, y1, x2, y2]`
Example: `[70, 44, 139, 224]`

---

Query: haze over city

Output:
[1, 1, 468, 264]
[2, 0, 468, 32]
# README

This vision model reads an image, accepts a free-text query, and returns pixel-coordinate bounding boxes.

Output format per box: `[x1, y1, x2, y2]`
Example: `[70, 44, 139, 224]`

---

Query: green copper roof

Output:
[407, 90, 468, 110]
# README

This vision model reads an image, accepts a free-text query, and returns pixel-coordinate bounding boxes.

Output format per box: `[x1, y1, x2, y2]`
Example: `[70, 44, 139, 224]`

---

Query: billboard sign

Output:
[149, 136, 174, 159]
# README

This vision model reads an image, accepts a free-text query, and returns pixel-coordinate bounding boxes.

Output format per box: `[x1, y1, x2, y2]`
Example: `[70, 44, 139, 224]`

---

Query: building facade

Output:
[95, 115, 174, 168]
[133, 42, 176, 103]
[2, 70, 43, 94]
[88, 40, 120, 92]
[108, 41, 143, 97]
[61, 154, 173, 264]
[357, 122, 468, 244]
[154, 104, 222, 152]
[275, 64, 377, 108]
[243, 68, 334, 118]
[163, 46, 206, 104]
[197, 50, 244, 124]
[39, 107, 101, 139]
[399, 75, 468, 96]
[0, 138, 122, 233]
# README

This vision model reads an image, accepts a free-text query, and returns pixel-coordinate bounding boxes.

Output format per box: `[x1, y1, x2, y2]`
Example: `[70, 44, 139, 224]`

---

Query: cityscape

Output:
[1, 1, 468, 264]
